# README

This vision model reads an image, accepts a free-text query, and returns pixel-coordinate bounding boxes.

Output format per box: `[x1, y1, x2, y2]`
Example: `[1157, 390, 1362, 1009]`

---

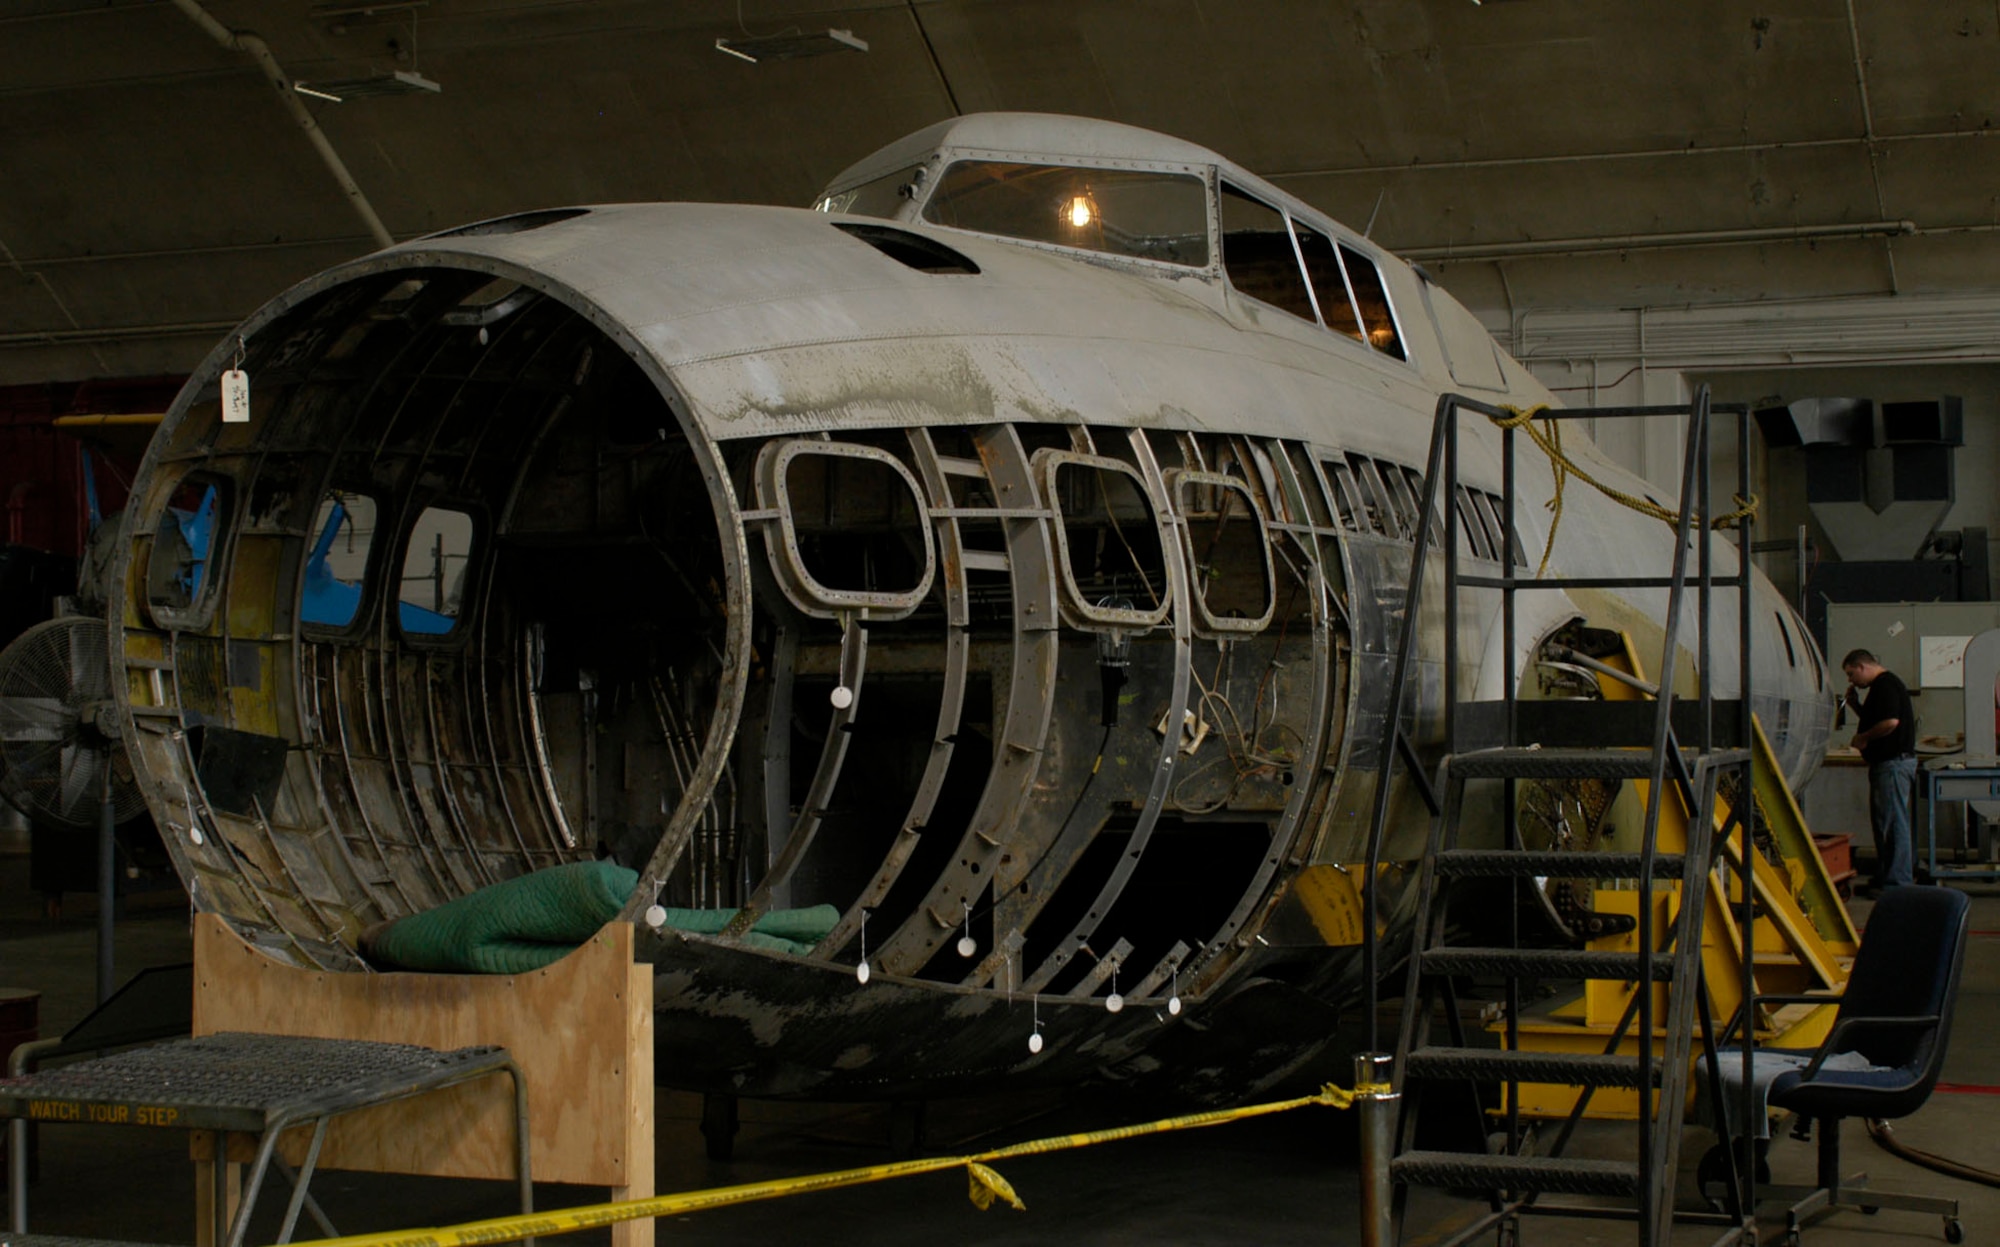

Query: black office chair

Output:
[1722, 885, 1970, 1245]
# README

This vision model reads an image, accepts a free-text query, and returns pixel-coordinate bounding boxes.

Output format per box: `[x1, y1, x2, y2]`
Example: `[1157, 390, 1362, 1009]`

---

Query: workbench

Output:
[1921, 757, 2000, 882]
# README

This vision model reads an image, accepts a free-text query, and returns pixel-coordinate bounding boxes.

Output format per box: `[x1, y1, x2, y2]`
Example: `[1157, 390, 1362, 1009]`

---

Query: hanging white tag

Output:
[221, 368, 251, 423]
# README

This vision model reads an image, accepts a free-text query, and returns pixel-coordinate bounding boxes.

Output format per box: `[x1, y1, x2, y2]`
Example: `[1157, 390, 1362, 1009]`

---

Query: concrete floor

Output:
[5, 852, 2000, 1247]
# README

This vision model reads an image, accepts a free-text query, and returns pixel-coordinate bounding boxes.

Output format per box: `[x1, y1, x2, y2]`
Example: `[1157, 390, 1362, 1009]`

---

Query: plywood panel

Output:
[192, 913, 651, 1190]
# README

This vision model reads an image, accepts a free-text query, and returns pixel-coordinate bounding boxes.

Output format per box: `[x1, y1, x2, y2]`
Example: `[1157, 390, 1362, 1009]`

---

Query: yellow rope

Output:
[1493, 405, 1758, 578]
[281, 1081, 1392, 1247]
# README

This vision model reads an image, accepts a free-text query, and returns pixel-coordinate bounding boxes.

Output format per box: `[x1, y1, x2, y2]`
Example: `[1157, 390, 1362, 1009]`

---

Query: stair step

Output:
[0, 1237, 184, 1247]
[1393, 1151, 1641, 1197]
[1404, 1046, 1662, 1088]
[1435, 850, 1686, 879]
[1421, 948, 1677, 981]
[1450, 748, 1659, 781]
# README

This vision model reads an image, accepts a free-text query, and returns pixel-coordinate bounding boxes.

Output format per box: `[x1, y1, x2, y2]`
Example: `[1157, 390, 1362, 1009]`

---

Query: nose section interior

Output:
[117, 266, 737, 965]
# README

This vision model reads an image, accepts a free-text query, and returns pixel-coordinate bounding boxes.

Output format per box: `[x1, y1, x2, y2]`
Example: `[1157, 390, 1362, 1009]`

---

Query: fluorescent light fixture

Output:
[293, 70, 442, 102]
[714, 28, 868, 63]
[309, 0, 429, 17]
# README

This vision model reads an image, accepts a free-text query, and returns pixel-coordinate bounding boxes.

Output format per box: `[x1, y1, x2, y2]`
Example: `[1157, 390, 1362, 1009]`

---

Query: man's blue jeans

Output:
[1868, 755, 1918, 888]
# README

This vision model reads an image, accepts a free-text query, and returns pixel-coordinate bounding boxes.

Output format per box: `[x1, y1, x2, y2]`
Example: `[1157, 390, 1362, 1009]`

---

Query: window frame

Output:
[1453, 486, 1497, 562]
[394, 501, 481, 641]
[1336, 242, 1409, 361]
[144, 471, 232, 631]
[1167, 468, 1276, 636]
[1036, 448, 1174, 631]
[299, 487, 381, 636]
[1218, 181, 1320, 324]
[754, 438, 938, 621]
[1472, 491, 1521, 567]
[1397, 465, 1443, 549]
[1290, 215, 1366, 341]
[912, 153, 1217, 272]
[1321, 460, 1365, 533]
[1348, 456, 1405, 541]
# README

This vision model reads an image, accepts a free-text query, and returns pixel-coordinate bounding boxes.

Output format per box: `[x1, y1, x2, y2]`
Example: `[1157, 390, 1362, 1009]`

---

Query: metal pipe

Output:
[8, 1039, 60, 1235]
[1402, 219, 1915, 264]
[1354, 1052, 1397, 1247]
[50, 413, 166, 429]
[1546, 644, 1659, 696]
[1267, 127, 1994, 183]
[166, 0, 395, 250]
[3, 236, 379, 271]
[6, 1114, 24, 1234]
[97, 770, 115, 1005]
[0, 320, 236, 348]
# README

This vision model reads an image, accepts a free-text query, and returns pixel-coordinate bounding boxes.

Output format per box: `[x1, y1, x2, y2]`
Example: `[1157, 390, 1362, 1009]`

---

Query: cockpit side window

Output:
[1291, 219, 1363, 341]
[1219, 184, 1316, 322]
[1339, 244, 1407, 360]
[920, 161, 1209, 266]
[814, 165, 926, 219]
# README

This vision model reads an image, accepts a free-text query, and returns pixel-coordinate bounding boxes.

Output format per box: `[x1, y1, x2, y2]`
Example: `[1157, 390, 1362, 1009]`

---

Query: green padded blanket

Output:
[361, 861, 842, 972]
[364, 860, 640, 973]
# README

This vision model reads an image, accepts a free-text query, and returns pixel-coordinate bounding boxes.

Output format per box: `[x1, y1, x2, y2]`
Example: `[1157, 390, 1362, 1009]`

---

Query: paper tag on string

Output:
[221, 368, 251, 424]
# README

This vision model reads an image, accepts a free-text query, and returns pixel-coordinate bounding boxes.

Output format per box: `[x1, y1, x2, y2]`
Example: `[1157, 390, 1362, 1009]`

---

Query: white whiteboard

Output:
[1921, 635, 1973, 688]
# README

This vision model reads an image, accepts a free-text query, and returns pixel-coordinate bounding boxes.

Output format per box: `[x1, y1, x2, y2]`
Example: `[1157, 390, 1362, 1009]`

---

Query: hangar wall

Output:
[1498, 290, 2000, 533]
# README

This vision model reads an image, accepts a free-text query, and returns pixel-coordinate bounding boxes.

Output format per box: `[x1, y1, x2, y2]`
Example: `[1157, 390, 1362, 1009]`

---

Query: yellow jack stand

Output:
[1504, 635, 1857, 1120]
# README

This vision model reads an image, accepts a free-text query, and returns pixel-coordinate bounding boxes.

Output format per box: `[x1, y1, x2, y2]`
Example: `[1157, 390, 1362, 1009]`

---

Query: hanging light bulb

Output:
[1105, 965, 1123, 1013]
[1061, 188, 1099, 231]
[957, 899, 976, 958]
[1028, 994, 1044, 1053]
[1167, 966, 1182, 1016]
[856, 911, 871, 984]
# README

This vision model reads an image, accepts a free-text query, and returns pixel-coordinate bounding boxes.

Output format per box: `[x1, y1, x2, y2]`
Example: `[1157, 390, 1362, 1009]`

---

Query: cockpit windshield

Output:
[918, 161, 1209, 267]
[814, 165, 925, 218]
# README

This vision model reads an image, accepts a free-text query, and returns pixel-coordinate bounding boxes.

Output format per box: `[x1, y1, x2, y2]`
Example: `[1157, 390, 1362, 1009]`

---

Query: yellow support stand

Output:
[1505, 636, 1854, 1120]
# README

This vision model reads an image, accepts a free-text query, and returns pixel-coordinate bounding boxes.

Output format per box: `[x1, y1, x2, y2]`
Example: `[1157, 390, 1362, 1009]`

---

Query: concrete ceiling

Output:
[3, 0, 1998, 384]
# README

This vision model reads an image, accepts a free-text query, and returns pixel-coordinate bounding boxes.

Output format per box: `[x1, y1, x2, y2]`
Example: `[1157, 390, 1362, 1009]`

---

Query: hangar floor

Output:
[6, 856, 2000, 1247]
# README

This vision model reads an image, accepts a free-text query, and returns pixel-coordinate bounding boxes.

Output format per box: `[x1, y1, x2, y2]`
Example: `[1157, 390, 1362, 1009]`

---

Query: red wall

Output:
[0, 377, 183, 557]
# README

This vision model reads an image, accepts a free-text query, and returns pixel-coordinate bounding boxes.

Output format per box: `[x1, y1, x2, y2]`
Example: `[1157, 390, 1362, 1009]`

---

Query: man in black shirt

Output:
[1842, 648, 1918, 892]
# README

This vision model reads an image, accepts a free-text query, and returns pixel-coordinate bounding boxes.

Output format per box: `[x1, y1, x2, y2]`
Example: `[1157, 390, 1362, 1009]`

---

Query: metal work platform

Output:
[2, 1032, 531, 1247]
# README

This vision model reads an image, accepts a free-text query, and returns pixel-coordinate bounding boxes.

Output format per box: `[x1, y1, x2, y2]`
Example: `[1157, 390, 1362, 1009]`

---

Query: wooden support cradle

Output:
[191, 914, 654, 1247]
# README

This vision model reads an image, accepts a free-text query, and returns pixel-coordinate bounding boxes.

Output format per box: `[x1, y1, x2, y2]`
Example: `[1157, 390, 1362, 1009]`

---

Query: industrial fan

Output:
[0, 615, 144, 830]
[0, 614, 147, 1004]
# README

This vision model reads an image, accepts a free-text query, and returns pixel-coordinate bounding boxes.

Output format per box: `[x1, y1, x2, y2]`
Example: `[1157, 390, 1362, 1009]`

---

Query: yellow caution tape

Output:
[966, 1161, 1023, 1212]
[283, 1081, 1391, 1247]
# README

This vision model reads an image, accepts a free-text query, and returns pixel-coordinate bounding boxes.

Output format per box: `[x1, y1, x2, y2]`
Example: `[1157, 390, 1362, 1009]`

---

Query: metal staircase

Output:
[1360, 388, 1761, 1247]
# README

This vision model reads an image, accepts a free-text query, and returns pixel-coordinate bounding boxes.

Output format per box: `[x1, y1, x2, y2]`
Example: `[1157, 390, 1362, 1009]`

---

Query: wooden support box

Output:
[191, 914, 654, 1247]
